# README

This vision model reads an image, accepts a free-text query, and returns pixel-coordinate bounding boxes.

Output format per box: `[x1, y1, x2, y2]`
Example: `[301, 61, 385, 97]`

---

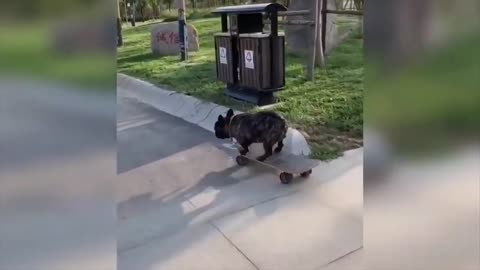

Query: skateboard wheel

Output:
[300, 169, 312, 178]
[279, 172, 293, 184]
[236, 155, 249, 166]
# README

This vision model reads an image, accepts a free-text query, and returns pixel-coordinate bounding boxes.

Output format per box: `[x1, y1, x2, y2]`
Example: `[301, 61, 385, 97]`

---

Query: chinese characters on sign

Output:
[156, 31, 180, 45]
[150, 22, 199, 56]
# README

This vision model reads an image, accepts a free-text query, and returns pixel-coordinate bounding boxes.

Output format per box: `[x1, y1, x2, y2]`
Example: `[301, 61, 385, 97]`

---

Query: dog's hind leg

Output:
[257, 142, 273, 161]
[274, 140, 284, 153]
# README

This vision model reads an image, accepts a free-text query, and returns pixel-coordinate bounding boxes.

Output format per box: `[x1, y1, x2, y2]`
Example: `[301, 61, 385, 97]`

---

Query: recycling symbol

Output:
[246, 52, 252, 62]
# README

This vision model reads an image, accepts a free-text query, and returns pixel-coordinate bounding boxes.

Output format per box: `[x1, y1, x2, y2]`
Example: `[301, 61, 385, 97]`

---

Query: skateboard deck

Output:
[238, 151, 320, 174]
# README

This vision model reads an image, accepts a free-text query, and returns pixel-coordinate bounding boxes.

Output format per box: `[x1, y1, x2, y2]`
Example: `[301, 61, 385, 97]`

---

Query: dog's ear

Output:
[226, 109, 234, 119]
[217, 115, 224, 122]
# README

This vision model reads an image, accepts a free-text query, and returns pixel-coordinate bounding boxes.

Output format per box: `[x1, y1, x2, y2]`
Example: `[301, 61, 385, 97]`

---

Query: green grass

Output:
[0, 24, 115, 90]
[336, 16, 362, 33]
[118, 18, 363, 160]
[366, 33, 480, 154]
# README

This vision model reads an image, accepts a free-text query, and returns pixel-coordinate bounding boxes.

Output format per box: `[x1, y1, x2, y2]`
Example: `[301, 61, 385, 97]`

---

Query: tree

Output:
[147, 0, 161, 18]
[190, 0, 197, 9]
[135, 0, 148, 21]
[354, 0, 363, 10]
[117, 0, 123, 46]
[163, 0, 174, 11]
[119, 0, 128, 22]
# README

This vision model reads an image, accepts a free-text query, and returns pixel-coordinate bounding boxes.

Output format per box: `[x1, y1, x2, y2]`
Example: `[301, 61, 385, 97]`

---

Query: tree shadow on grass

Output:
[122, 39, 149, 47]
[117, 52, 158, 66]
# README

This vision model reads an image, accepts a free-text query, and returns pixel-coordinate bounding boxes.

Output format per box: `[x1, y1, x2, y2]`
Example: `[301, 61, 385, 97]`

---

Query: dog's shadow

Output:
[118, 163, 281, 269]
[151, 155, 278, 217]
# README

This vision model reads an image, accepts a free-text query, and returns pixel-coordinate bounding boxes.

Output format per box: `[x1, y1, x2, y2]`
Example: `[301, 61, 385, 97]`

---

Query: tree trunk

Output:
[124, 1, 128, 22]
[139, 3, 145, 22]
[315, 0, 325, 68]
[131, 3, 136, 26]
[117, 0, 121, 19]
[354, 0, 363, 10]
[117, 0, 123, 46]
[117, 17, 123, 46]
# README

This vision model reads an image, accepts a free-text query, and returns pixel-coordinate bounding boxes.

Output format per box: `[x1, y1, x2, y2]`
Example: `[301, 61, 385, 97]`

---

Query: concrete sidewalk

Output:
[116, 77, 363, 270]
[117, 73, 312, 156]
[117, 143, 363, 270]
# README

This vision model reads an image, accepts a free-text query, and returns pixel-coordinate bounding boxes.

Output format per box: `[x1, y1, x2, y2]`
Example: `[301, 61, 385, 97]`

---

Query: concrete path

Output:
[117, 89, 219, 173]
[117, 73, 312, 156]
[1, 78, 116, 270]
[117, 85, 363, 270]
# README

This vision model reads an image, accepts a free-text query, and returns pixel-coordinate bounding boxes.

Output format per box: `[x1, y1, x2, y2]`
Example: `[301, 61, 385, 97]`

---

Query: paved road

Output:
[116, 87, 363, 270]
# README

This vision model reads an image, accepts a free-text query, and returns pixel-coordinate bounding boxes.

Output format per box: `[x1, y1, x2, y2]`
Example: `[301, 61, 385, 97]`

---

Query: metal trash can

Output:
[214, 33, 236, 84]
[237, 33, 285, 90]
[212, 3, 287, 105]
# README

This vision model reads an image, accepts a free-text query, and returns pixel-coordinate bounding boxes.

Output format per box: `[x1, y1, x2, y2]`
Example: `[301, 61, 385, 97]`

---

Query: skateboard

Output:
[235, 151, 320, 184]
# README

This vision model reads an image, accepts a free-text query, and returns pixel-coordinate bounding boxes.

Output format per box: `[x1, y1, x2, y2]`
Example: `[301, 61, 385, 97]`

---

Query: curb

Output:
[117, 73, 311, 156]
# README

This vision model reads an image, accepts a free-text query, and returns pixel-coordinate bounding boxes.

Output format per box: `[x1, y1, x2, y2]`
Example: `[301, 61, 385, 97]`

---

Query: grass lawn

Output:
[0, 24, 115, 90]
[117, 18, 363, 160]
[366, 33, 480, 155]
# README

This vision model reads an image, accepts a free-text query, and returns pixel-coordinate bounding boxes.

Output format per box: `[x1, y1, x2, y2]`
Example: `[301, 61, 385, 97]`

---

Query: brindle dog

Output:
[214, 109, 288, 161]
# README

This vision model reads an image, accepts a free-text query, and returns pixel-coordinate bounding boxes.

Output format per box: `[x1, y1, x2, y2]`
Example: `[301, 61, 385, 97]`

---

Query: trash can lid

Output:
[238, 32, 285, 38]
[214, 32, 234, 37]
[212, 3, 287, 15]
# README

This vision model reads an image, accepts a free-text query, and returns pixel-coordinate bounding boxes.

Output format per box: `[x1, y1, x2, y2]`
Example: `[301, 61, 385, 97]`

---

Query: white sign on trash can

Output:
[244, 50, 254, 69]
[219, 47, 227, 64]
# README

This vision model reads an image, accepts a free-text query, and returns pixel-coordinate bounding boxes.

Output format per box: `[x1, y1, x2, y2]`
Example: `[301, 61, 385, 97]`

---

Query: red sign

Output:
[156, 31, 179, 45]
